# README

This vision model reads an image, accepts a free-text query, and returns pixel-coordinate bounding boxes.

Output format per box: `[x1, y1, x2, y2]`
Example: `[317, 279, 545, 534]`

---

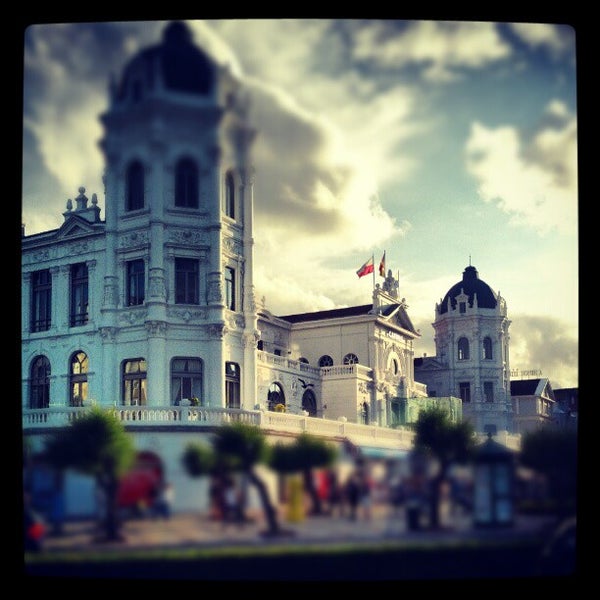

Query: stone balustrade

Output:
[22, 405, 415, 451]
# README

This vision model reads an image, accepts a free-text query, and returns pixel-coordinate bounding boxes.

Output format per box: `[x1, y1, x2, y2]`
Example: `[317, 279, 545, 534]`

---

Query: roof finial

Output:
[469, 254, 471, 266]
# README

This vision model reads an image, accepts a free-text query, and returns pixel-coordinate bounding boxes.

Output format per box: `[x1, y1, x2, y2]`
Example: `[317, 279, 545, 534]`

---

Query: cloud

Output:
[352, 20, 512, 82]
[509, 314, 578, 389]
[508, 22, 575, 57]
[464, 100, 577, 235]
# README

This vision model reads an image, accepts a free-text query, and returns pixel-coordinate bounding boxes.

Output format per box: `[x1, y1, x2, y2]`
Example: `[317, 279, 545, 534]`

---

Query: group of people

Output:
[319, 468, 374, 521]
[318, 465, 434, 530]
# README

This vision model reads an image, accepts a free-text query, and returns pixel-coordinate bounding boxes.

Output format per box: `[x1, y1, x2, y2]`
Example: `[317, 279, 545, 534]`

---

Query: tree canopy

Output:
[44, 406, 136, 478]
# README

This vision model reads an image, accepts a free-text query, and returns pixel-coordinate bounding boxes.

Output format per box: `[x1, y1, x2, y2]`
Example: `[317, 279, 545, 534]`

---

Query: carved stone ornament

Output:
[223, 236, 243, 256]
[208, 323, 227, 339]
[119, 309, 147, 325]
[168, 308, 207, 322]
[120, 230, 149, 249]
[169, 229, 205, 246]
[145, 320, 168, 336]
[99, 327, 118, 342]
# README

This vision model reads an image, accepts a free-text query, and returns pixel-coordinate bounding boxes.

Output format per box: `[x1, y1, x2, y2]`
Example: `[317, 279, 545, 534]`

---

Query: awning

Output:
[358, 446, 409, 460]
[341, 437, 410, 461]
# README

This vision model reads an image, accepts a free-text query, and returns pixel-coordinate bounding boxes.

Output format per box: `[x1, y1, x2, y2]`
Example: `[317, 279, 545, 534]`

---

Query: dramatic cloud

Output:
[21, 19, 578, 391]
[508, 22, 575, 57]
[464, 100, 577, 235]
[509, 314, 578, 389]
[352, 20, 512, 82]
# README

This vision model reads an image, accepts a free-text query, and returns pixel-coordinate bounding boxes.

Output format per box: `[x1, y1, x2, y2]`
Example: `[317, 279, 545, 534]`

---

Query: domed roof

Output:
[116, 21, 216, 101]
[439, 265, 497, 314]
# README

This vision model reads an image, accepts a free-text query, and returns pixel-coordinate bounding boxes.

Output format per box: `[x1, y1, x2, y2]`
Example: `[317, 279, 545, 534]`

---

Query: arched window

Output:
[302, 389, 317, 416]
[69, 351, 88, 406]
[175, 157, 199, 208]
[225, 171, 235, 218]
[457, 337, 470, 361]
[267, 382, 285, 411]
[318, 355, 334, 367]
[29, 355, 50, 409]
[298, 357, 309, 364]
[343, 353, 359, 365]
[391, 358, 399, 375]
[122, 358, 147, 406]
[171, 357, 203, 406]
[483, 336, 493, 360]
[126, 160, 145, 211]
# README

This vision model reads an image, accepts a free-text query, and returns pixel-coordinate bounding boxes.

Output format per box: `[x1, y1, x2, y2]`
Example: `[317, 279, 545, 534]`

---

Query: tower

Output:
[97, 21, 258, 408]
[415, 265, 513, 434]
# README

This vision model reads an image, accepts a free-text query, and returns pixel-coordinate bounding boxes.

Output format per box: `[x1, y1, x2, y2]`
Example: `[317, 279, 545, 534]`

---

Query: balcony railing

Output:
[22, 405, 415, 451]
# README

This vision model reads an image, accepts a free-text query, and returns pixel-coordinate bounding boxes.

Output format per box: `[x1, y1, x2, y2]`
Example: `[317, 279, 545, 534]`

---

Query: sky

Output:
[21, 17, 579, 390]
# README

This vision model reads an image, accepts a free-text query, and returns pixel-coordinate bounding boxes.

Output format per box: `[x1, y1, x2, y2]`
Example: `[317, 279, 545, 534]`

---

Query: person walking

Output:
[358, 471, 373, 521]
[345, 472, 361, 521]
[153, 481, 174, 519]
[404, 473, 425, 531]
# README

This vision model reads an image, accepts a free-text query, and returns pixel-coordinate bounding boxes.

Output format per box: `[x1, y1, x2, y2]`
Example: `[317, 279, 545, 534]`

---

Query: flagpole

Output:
[372, 253, 375, 289]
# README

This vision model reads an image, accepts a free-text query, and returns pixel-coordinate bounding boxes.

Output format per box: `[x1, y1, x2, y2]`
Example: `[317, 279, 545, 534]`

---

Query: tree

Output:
[520, 428, 577, 517]
[270, 433, 338, 516]
[413, 406, 476, 529]
[182, 422, 293, 538]
[43, 407, 136, 542]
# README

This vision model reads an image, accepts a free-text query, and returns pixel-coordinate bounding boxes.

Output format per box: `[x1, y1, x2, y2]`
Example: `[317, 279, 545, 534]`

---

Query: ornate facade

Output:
[23, 22, 517, 519]
[414, 265, 513, 434]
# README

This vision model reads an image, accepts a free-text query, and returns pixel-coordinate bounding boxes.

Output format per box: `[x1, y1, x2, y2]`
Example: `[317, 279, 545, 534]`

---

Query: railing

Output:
[23, 407, 519, 451]
[320, 364, 372, 378]
[257, 351, 321, 376]
[22, 405, 415, 451]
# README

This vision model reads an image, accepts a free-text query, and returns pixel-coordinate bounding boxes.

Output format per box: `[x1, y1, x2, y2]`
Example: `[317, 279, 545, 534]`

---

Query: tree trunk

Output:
[429, 466, 448, 530]
[99, 474, 125, 542]
[248, 470, 294, 538]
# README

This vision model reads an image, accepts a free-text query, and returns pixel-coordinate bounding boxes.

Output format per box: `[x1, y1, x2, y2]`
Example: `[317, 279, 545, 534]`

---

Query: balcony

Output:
[22, 405, 415, 452]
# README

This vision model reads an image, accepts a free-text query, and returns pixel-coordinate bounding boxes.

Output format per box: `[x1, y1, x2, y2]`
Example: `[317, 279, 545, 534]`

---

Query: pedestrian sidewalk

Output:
[35, 506, 556, 555]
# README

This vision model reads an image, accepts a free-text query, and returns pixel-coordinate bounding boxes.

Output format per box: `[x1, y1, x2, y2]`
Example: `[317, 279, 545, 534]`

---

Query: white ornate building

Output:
[23, 23, 528, 522]
[22, 22, 439, 517]
[414, 265, 514, 435]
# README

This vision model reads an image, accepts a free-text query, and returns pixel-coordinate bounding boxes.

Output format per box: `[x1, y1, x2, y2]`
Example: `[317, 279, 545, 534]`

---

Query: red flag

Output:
[379, 251, 386, 277]
[356, 256, 374, 278]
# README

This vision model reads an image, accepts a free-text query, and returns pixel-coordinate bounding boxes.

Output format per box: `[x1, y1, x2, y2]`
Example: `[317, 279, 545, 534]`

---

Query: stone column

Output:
[146, 320, 168, 406]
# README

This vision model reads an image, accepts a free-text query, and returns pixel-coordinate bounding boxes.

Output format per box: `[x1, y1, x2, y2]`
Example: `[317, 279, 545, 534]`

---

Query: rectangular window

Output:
[225, 172, 235, 219]
[175, 258, 199, 304]
[70, 263, 89, 327]
[225, 266, 236, 311]
[484, 381, 494, 403]
[31, 269, 52, 332]
[459, 382, 471, 403]
[171, 357, 203, 406]
[225, 361, 240, 409]
[127, 259, 145, 306]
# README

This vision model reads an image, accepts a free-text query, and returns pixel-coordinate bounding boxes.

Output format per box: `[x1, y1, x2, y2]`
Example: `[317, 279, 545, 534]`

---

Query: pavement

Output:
[32, 505, 559, 556]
